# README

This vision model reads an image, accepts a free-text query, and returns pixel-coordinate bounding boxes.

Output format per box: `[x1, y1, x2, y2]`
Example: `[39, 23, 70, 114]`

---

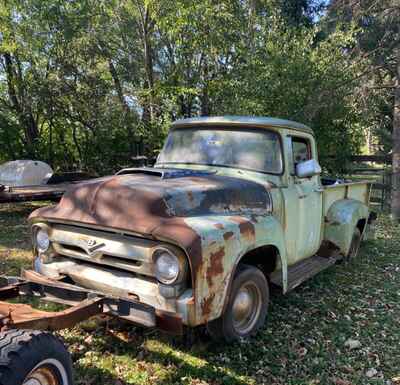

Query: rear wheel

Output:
[207, 265, 269, 342]
[0, 329, 73, 385]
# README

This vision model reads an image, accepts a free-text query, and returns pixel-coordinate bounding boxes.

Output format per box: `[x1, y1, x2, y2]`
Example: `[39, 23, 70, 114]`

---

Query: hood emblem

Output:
[86, 239, 105, 254]
[87, 239, 97, 247]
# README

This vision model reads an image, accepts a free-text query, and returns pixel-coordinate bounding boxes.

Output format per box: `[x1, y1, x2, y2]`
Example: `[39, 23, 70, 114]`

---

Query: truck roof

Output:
[172, 116, 313, 134]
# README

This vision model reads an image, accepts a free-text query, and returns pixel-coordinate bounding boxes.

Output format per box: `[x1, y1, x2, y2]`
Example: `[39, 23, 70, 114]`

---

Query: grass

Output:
[1, 202, 400, 385]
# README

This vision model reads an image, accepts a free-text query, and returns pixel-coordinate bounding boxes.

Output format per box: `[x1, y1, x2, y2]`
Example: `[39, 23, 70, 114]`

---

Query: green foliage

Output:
[327, 0, 399, 156]
[0, 0, 380, 173]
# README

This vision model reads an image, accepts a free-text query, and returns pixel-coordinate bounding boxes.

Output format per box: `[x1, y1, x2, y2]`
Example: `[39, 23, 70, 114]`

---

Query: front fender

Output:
[324, 199, 369, 255]
[182, 214, 286, 325]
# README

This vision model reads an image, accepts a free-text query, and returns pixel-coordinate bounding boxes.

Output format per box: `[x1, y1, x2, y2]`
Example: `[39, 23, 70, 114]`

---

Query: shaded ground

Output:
[1, 202, 399, 385]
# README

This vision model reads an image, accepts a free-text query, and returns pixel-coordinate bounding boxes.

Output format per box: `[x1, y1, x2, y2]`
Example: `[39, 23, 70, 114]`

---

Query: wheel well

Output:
[357, 218, 367, 234]
[238, 245, 279, 277]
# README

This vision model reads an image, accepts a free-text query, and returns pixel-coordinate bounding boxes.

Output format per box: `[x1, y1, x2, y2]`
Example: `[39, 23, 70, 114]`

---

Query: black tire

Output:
[207, 264, 269, 342]
[0, 329, 73, 385]
[347, 227, 362, 260]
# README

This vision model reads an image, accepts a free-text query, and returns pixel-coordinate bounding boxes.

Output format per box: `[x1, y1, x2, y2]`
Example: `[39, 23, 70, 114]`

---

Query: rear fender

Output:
[324, 199, 369, 255]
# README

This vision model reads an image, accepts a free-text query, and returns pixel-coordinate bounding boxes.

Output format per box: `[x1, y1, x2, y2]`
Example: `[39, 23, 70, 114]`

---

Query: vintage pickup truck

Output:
[0, 116, 375, 384]
[27, 115, 375, 336]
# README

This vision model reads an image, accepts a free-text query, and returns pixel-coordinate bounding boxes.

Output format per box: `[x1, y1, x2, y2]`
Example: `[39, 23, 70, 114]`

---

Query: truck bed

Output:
[322, 180, 372, 216]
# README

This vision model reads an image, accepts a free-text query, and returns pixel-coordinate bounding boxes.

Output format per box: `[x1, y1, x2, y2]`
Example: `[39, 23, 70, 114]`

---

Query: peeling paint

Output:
[206, 247, 225, 287]
[214, 223, 224, 230]
[229, 217, 256, 243]
[201, 293, 215, 317]
[223, 231, 234, 241]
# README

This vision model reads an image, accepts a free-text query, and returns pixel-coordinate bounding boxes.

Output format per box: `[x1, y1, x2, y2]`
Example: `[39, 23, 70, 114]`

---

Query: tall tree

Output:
[328, 0, 400, 220]
[0, 0, 370, 175]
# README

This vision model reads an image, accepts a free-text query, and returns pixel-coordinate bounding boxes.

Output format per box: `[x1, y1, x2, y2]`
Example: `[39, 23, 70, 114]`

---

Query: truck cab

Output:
[28, 116, 373, 341]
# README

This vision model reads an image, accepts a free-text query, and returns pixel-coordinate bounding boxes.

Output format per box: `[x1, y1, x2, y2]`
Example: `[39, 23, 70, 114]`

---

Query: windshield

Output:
[157, 127, 283, 174]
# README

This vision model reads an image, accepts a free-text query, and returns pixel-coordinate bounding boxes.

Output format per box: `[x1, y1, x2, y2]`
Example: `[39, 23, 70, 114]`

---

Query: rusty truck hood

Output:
[30, 169, 271, 233]
[29, 168, 271, 270]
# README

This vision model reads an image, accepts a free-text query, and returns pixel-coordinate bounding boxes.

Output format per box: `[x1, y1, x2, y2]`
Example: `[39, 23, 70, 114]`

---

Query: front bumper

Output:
[0, 270, 184, 334]
[34, 257, 195, 326]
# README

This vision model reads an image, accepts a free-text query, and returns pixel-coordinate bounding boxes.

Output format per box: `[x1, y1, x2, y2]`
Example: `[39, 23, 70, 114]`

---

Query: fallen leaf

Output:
[366, 368, 378, 378]
[344, 339, 361, 350]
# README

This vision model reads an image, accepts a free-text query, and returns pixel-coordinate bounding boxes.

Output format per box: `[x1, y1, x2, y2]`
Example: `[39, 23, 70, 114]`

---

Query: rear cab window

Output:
[292, 137, 312, 167]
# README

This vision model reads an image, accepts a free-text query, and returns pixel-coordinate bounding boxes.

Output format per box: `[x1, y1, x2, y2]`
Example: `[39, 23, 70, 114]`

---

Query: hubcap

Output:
[24, 366, 60, 385]
[232, 282, 262, 335]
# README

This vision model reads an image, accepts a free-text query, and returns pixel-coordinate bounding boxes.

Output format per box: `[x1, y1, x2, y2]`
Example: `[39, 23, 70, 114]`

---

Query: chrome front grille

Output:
[49, 225, 156, 277]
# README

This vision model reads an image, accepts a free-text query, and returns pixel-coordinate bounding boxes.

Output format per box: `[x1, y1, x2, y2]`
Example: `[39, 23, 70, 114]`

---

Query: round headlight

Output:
[36, 229, 50, 252]
[154, 249, 180, 284]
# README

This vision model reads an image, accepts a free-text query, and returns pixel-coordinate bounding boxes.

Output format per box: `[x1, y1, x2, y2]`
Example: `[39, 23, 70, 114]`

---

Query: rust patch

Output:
[155, 310, 183, 335]
[239, 221, 255, 242]
[214, 223, 224, 230]
[187, 191, 195, 203]
[30, 176, 204, 287]
[201, 293, 215, 317]
[229, 216, 256, 243]
[28, 171, 269, 289]
[206, 247, 225, 287]
[223, 231, 234, 241]
[0, 298, 103, 331]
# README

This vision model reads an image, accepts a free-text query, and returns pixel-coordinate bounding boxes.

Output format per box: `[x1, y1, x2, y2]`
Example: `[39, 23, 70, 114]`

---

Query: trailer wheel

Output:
[0, 329, 73, 385]
[207, 264, 269, 342]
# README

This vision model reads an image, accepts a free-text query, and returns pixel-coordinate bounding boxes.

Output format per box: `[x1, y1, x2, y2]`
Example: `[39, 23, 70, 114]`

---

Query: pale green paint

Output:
[324, 199, 369, 255]
[323, 182, 371, 217]
[280, 131, 324, 264]
[165, 123, 371, 325]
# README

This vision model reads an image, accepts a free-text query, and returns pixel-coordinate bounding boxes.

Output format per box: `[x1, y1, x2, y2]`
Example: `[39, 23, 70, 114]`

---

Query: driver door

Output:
[290, 136, 323, 260]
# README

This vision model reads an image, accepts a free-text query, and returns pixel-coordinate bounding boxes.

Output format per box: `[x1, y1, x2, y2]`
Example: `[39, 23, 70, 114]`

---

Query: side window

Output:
[292, 137, 311, 167]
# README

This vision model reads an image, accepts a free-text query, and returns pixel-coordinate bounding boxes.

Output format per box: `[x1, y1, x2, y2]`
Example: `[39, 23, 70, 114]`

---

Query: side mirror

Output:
[296, 159, 321, 178]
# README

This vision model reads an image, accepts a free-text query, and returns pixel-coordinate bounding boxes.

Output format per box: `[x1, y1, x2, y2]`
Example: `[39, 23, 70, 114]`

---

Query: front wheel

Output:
[207, 265, 269, 342]
[0, 329, 73, 385]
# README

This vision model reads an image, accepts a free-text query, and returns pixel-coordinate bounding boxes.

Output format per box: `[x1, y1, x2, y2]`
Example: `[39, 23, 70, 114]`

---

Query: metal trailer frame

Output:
[0, 172, 95, 204]
[0, 270, 183, 335]
[0, 184, 69, 203]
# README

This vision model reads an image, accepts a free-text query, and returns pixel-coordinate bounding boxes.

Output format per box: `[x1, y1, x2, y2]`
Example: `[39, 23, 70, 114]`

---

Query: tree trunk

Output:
[200, 87, 211, 116]
[108, 59, 135, 154]
[391, 46, 400, 222]
[136, 3, 155, 130]
[3, 53, 39, 155]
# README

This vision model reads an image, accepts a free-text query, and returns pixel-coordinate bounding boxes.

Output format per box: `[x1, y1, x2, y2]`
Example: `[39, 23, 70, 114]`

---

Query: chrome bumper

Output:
[34, 257, 195, 325]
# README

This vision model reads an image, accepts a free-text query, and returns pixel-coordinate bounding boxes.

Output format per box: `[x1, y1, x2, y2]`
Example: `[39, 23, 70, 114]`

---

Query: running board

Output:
[270, 255, 339, 291]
